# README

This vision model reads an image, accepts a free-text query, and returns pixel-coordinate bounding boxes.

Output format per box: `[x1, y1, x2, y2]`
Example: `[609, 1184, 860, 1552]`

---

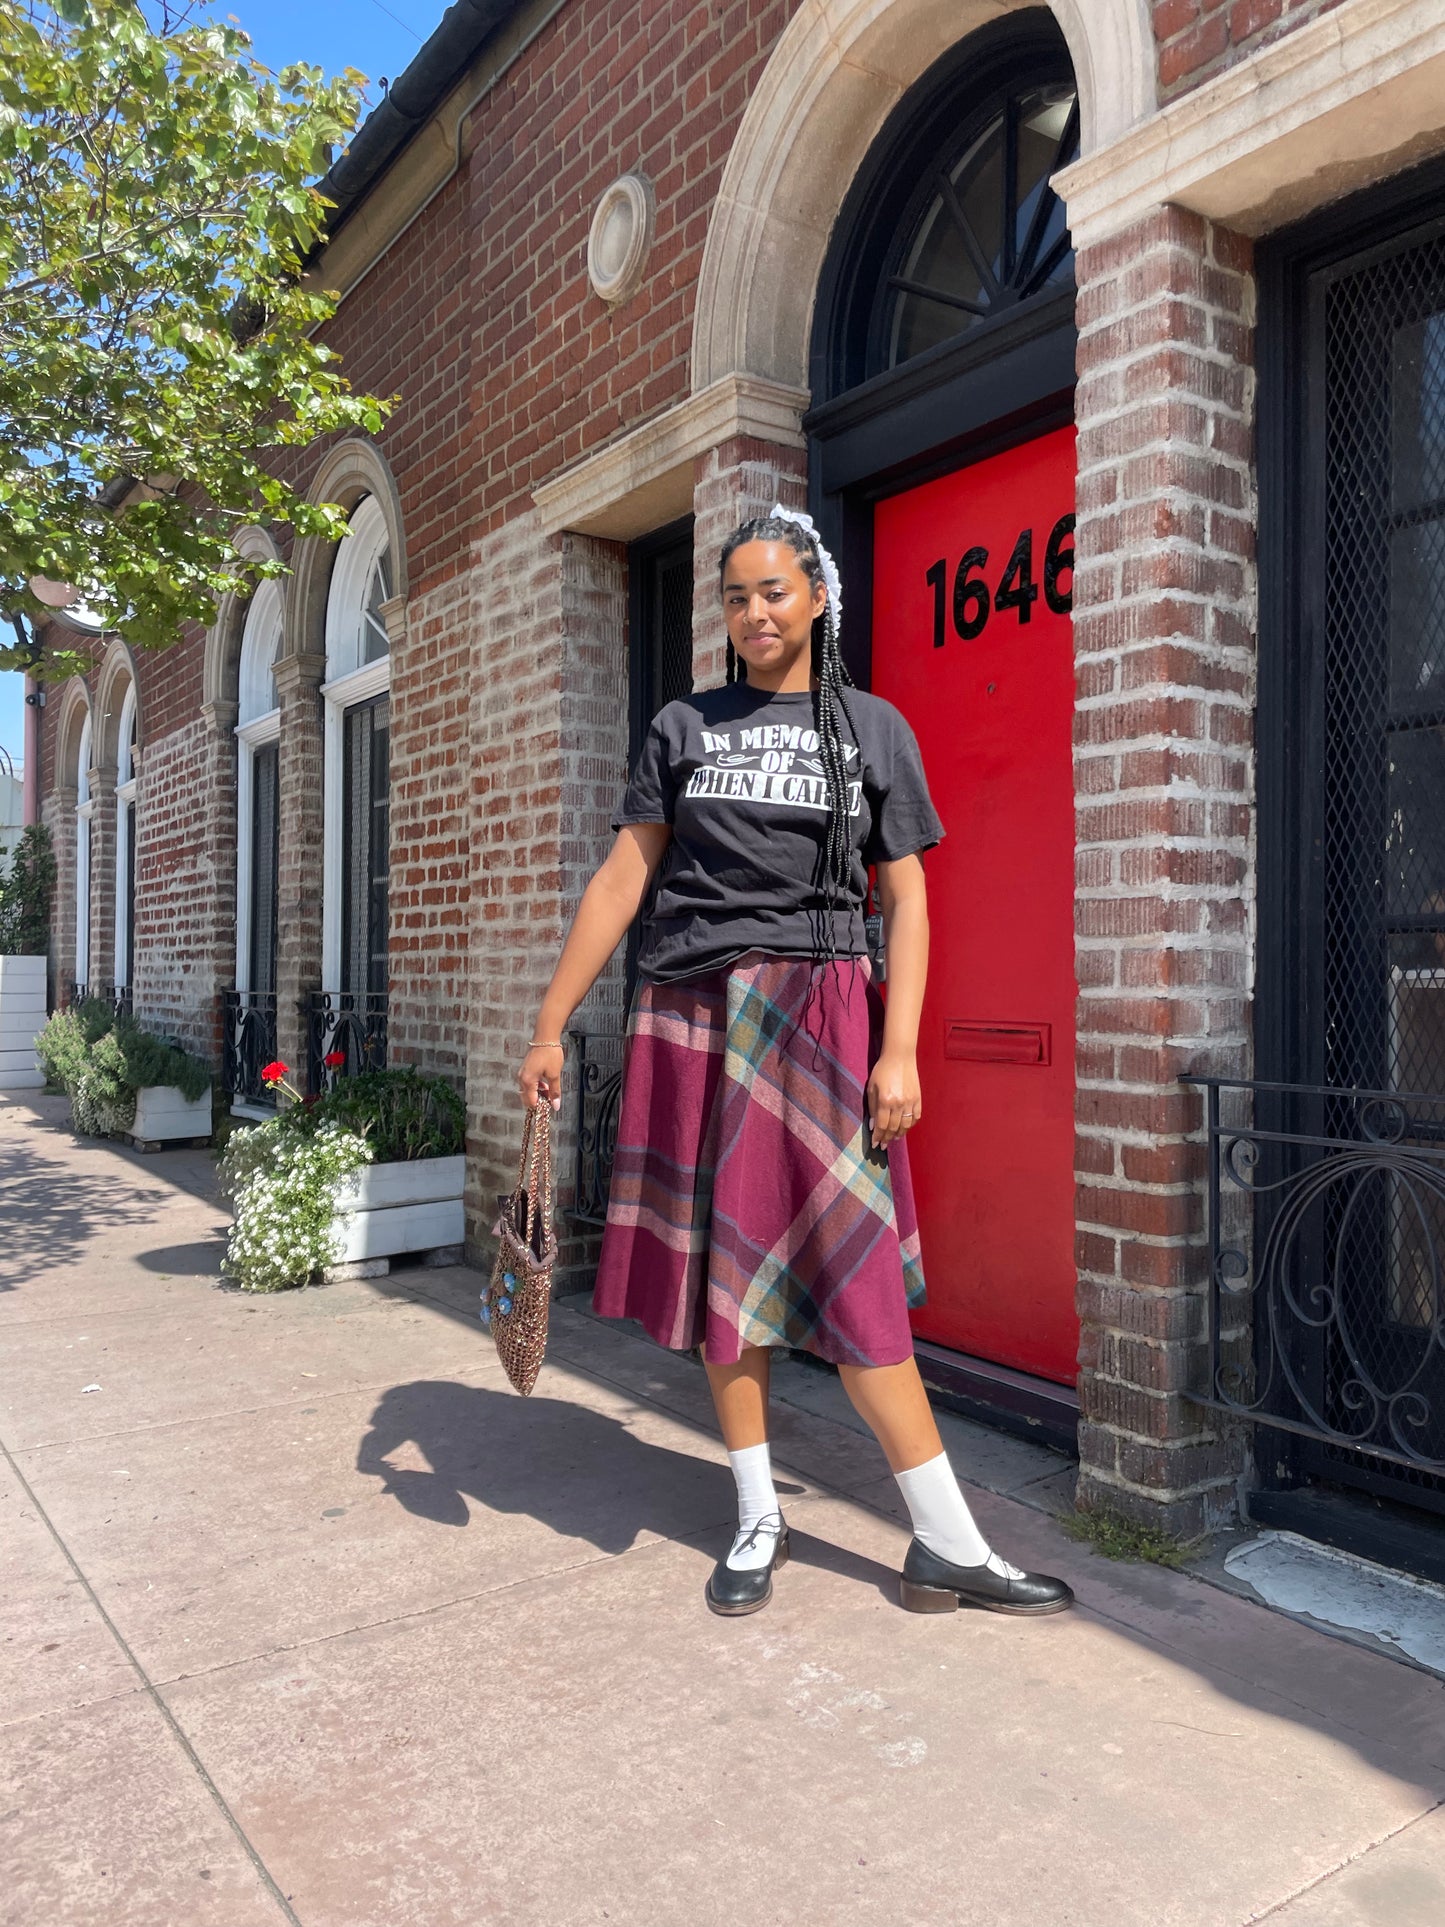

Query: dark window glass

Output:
[250, 741, 279, 998]
[342, 696, 389, 1000]
[884, 84, 1078, 372]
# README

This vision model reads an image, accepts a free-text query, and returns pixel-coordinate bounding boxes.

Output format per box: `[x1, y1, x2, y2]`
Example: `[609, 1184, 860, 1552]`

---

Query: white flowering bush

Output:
[219, 1117, 372, 1292]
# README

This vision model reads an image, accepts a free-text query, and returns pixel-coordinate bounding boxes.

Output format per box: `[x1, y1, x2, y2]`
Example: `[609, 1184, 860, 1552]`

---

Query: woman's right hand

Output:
[517, 1043, 564, 1113]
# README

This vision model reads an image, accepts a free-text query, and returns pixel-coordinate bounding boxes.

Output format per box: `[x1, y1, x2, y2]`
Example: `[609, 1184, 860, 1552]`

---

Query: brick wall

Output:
[466, 513, 566, 1256]
[317, 167, 472, 595]
[1070, 206, 1258, 1535]
[466, 0, 794, 537]
[388, 575, 473, 1082]
[1153, 0, 1346, 99]
[130, 717, 237, 1060]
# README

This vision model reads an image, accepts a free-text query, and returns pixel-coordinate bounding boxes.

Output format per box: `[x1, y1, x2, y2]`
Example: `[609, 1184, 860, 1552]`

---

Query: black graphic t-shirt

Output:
[611, 683, 945, 983]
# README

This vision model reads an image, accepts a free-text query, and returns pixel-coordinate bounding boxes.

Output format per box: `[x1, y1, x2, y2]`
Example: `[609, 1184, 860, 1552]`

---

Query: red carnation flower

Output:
[260, 1060, 288, 1084]
[324, 1050, 346, 1069]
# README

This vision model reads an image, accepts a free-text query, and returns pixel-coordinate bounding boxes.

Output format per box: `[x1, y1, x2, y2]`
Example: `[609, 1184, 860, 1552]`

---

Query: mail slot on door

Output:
[944, 1020, 1052, 1066]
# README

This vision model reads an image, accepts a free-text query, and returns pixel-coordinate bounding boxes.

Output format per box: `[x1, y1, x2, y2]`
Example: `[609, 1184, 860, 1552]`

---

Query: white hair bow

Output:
[770, 502, 842, 638]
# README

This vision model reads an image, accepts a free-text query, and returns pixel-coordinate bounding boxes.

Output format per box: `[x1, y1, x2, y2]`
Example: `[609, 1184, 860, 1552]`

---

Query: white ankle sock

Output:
[726, 1442, 782, 1572]
[894, 1451, 1022, 1579]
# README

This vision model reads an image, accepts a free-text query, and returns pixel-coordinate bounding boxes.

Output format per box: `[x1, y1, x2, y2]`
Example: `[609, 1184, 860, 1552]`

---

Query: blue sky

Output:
[0, 2, 442, 774]
[201, 0, 438, 98]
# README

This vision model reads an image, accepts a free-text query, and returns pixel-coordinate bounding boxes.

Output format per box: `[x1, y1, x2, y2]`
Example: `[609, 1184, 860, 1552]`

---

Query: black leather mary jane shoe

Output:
[705, 1515, 790, 1617]
[898, 1538, 1074, 1616]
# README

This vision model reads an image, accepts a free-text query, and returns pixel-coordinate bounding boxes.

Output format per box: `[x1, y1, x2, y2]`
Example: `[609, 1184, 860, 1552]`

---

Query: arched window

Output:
[324, 495, 393, 681]
[235, 580, 282, 1000]
[885, 82, 1077, 369]
[321, 495, 393, 1024]
[810, 15, 1079, 399]
[74, 713, 92, 994]
[113, 686, 137, 994]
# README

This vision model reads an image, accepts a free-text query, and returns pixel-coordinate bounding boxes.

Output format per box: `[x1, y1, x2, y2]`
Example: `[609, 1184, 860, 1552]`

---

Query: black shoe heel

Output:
[898, 1537, 1075, 1616]
[899, 1576, 958, 1614]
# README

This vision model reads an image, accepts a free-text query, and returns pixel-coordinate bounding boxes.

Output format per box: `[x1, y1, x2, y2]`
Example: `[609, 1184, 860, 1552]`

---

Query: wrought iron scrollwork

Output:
[1189, 1075, 1445, 1474]
[222, 990, 279, 1107]
[566, 1028, 624, 1225]
[305, 989, 388, 1094]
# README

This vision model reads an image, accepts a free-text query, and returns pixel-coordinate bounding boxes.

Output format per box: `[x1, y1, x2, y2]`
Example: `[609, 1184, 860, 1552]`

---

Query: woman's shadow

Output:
[356, 1378, 898, 1599]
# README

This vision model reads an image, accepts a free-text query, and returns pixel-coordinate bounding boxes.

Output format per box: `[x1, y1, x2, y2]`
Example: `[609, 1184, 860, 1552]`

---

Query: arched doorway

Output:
[810, 14, 1081, 1390]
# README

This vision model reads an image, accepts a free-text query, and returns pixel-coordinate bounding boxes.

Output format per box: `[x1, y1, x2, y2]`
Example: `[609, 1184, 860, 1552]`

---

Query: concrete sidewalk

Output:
[3, 1091, 1444, 1927]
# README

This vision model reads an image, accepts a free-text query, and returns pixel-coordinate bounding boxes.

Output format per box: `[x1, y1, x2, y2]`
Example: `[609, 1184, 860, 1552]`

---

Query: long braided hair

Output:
[719, 513, 862, 972]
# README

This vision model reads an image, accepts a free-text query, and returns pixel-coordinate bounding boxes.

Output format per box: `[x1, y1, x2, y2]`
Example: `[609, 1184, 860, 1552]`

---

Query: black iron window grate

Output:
[1315, 227, 1445, 1490]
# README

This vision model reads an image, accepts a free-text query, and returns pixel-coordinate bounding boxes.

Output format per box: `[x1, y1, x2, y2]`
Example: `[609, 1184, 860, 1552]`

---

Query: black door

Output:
[1260, 160, 1445, 1519]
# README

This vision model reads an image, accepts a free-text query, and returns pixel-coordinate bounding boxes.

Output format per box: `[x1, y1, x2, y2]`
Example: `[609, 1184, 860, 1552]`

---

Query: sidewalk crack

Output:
[1245, 1797, 1445, 1922]
[0, 1428, 303, 1927]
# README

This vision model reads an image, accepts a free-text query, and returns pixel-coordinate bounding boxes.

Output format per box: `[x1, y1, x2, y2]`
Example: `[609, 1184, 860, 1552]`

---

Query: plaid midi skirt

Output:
[592, 949, 927, 1367]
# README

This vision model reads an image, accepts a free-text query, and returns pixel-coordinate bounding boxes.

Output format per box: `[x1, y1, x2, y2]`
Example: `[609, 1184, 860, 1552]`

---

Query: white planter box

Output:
[0, 956, 47, 1092]
[332, 1154, 465, 1262]
[130, 1084, 212, 1146]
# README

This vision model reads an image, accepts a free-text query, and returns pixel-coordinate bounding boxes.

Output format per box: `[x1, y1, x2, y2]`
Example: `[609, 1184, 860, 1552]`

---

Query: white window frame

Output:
[321, 498, 392, 990]
[234, 580, 283, 994]
[74, 714, 92, 988]
[113, 686, 137, 991]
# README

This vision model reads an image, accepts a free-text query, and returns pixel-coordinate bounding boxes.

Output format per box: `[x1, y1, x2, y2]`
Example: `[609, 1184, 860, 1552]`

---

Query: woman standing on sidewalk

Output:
[519, 508, 1072, 1621]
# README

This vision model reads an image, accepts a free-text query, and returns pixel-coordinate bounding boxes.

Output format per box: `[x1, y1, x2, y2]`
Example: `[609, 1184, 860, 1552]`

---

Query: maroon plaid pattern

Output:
[592, 950, 926, 1366]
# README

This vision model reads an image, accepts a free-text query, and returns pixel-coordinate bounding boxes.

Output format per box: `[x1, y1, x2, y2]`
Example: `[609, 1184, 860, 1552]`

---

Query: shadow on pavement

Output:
[0, 1119, 168, 1290]
[356, 1377, 898, 1600]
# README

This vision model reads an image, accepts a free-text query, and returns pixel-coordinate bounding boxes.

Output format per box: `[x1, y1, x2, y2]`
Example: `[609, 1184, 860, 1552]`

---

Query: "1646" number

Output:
[923, 513, 1075, 648]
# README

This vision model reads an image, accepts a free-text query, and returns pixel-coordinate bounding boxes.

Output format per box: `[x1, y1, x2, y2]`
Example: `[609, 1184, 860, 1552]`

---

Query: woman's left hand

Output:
[867, 1049, 923, 1149]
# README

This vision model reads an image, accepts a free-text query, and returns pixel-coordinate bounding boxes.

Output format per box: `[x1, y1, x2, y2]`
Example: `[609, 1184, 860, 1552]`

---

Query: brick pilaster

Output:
[465, 514, 565, 1260]
[85, 766, 116, 994]
[127, 710, 237, 1064]
[43, 787, 76, 1009]
[274, 652, 326, 1080]
[1070, 206, 1257, 1536]
[555, 532, 629, 1290]
[388, 583, 471, 1084]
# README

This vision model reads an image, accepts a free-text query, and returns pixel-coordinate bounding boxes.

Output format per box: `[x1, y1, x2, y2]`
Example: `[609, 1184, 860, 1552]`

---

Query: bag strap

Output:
[516, 1100, 554, 1253]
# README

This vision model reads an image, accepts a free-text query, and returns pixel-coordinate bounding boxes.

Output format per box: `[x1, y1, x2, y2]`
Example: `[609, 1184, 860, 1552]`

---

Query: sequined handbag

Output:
[483, 1099, 556, 1396]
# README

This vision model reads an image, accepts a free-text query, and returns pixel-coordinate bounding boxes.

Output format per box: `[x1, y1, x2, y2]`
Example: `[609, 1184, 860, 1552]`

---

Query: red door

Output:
[872, 425, 1078, 1383]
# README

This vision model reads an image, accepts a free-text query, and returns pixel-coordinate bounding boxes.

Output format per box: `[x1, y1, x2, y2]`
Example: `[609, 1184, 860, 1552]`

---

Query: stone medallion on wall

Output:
[587, 174, 655, 307]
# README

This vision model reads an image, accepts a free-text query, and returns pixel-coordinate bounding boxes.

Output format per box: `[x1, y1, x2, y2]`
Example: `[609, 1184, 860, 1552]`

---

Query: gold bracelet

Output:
[527, 1039, 564, 1049]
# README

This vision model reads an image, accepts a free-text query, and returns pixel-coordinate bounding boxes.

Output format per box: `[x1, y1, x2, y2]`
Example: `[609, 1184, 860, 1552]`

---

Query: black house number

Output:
[924, 513, 1075, 648]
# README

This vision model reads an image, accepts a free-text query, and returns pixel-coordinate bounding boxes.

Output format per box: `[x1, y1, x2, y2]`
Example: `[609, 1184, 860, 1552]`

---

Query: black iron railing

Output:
[68, 982, 133, 1019]
[305, 989, 387, 1093]
[222, 990, 279, 1107]
[1189, 1075, 1445, 1476]
[565, 1028, 624, 1224]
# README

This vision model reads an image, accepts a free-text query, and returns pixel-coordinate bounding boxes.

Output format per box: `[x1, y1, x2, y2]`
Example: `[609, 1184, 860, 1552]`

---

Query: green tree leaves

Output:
[0, 1, 394, 670]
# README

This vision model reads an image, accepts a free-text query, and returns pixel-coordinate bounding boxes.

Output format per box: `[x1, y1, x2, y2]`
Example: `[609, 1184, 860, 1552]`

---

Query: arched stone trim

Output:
[93, 636, 140, 775]
[284, 438, 409, 666]
[690, 0, 1158, 395]
[53, 677, 92, 796]
[202, 524, 284, 724]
